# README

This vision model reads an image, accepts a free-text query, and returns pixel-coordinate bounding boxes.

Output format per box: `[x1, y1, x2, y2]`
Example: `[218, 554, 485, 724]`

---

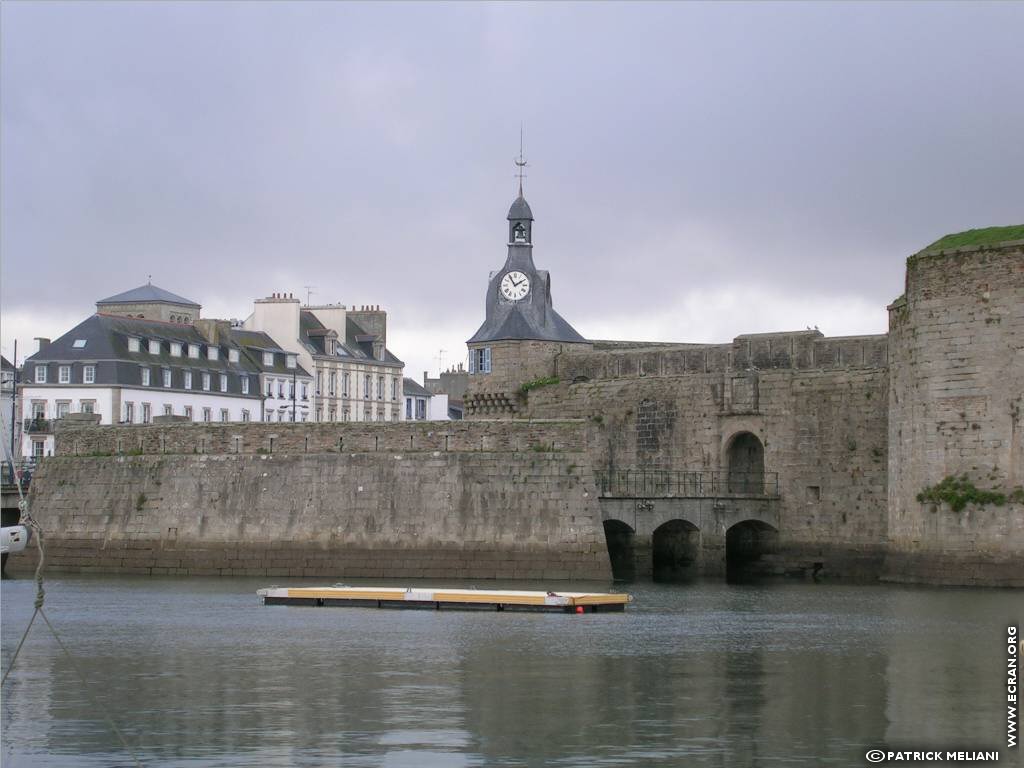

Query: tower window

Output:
[513, 223, 527, 242]
[470, 347, 491, 374]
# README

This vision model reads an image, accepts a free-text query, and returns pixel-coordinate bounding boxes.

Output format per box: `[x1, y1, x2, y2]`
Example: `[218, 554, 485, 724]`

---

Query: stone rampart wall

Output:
[885, 240, 1024, 586]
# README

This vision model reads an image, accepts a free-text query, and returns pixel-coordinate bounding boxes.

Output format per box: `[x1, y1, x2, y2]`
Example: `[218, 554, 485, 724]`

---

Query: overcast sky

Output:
[2, 1, 1022, 380]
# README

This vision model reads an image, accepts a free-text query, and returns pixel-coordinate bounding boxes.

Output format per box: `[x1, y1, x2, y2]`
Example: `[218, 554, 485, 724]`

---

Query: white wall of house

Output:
[428, 392, 450, 421]
[19, 385, 261, 457]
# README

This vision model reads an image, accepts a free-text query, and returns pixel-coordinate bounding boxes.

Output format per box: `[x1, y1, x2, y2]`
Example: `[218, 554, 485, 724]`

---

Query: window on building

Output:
[207, 347, 218, 361]
[266, 378, 274, 397]
[343, 407, 350, 422]
[142, 403, 151, 424]
[220, 409, 229, 422]
[301, 382, 308, 400]
[72, 339, 87, 349]
[241, 377, 250, 395]
[329, 372, 337, 395]
[128, 338, 141, 353]
[125, 403, 134, 423]
[80, 400, 95, 414]
[141, 367, 151, 386]
[163, 369, 172, 388]
[202, 373, 211, 391]
[405, 398, 412, 420]
[343, 373, 350, 397]
[202, 407, 212, 422]
[58, 365, 71, 384]
[363, 408, 371, 421]
[184, 371, 193, 390]
[364, 374, 371, 399]
[228, 349, 239, 363]
[32, 401, 46, 419]
[287, 380, 294, 399]
[149, 340, 161, 355]
[188, 344, 200, 359]
[416, 399, 426, 420]
[277, 380, 284, 398]
[220, 374, 228, 392]
[391, 378, 397, 401]
[184, 406, 193, 421]
[84, 365, 96, 384]
[263, 351, 274, 366]
[377, 376, 384, 400]
[328, 409, 336, 422]
[301, 412, 308, 422]
[470, 347, 491, 374]
[170, 342, 182, 357]
[242, 409, 250, 423]
[286, 355, 296, 369]
[35, 366, 47, 383]
[163, 405, 173, 416]
[56, 401, 70, 419]
[32, 440, 44, 458]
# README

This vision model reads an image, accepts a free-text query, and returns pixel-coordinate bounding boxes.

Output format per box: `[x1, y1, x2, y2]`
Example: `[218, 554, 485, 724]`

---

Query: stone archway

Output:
[725, 519, 779, 581]
[652, 519, 700, 582]
[726, 432, 765, 493]
[602, 519, 636, 582]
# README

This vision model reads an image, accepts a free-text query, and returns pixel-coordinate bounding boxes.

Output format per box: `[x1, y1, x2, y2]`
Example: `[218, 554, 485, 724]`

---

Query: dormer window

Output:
[286, 354, 296, 369]
[128, 337, 141, 353]
[228, 349, 239, 363]
[263, 352, 274, 367]
[170, 343, 182, 357]
[207, 346, 219, 361]
[188, 344, 200, 359]
[149, 340, 161, 355]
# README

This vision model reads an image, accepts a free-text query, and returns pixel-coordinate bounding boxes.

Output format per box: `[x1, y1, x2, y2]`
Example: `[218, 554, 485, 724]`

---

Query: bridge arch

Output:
[725, 519, 779, 581]
[652, 519, 700, 582]
[726, 431, 765, 494]
[602, 519, 636, 582]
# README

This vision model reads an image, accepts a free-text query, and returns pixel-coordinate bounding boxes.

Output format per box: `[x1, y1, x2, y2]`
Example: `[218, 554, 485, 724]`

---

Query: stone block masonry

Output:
[12, 421, 611, 581]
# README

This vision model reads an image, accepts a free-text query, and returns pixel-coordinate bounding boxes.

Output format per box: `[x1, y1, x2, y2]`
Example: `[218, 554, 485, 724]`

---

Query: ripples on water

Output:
[1, 575, 1017, 767]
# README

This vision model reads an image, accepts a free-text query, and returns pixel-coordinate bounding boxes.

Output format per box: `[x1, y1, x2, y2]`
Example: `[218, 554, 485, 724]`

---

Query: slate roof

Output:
[97, 284, 200, 307]
[402, 377, 432, 398]
[229, 329, 312, 377]
[297, 310, 404, 368]
[1, 355, 13, 372]
[507, 193, 533, 221]
[25, 314, 309, 378]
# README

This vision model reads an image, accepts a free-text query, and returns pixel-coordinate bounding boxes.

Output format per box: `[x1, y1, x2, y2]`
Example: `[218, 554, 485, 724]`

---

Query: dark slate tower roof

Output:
[468, 193, 586, 344]
[97, 283, 200, 308]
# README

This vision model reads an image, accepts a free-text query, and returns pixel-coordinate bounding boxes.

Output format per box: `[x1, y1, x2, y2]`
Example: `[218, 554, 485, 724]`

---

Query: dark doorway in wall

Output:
[602, 519, 636, 582]
[725, 520, 779, 581]
[652, 519, 700, 582]
[727, 432, 765, 493]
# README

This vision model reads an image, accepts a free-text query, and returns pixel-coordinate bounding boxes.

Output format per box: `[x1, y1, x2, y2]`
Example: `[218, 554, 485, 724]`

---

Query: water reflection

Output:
[1, 577, 1016, 767]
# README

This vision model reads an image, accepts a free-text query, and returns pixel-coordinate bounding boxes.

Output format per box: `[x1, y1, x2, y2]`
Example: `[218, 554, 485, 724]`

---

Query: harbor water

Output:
[1, 575, 1018, 767]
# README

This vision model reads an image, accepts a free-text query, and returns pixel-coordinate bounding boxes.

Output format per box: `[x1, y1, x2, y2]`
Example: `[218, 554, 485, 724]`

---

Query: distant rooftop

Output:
[919, 225, 1024, 254]
[97, 283, 200, 307]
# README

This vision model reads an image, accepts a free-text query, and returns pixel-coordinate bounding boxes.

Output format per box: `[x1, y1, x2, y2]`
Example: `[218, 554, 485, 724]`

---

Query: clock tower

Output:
[465, 183, 588, 417]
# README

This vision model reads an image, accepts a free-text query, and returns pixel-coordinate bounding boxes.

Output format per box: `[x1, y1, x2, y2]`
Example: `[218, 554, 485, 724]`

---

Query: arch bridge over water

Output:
[596, 432, 784, 581]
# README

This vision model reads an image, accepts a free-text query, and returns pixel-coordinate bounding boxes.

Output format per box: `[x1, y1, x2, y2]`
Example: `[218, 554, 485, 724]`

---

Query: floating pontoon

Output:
[257, 586, 631, 613]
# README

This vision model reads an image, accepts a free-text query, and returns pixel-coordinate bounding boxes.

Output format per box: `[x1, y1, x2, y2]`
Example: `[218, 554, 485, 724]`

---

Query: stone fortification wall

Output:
[524, 361, 890, 579]
[13, 421, 610, 581]
[886, 240, 1024, 586]
[555, 331, 888, 384]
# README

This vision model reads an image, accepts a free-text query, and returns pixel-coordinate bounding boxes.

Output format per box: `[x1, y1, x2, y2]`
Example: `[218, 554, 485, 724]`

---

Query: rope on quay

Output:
[1, 414, 145, 768]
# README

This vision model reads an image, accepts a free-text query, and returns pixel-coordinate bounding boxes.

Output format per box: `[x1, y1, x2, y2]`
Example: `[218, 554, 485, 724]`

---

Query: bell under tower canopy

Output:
[508, 193, 534, 244]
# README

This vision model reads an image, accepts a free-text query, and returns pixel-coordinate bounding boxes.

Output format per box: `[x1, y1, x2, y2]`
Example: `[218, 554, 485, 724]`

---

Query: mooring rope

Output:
[0, 413, 145, 767]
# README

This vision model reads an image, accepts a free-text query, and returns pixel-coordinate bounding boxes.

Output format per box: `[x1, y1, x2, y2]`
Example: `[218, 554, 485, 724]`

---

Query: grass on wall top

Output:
[919, 224, 1024, 254]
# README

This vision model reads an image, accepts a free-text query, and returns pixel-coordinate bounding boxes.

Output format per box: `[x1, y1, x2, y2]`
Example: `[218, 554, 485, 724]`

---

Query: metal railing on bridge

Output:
[594, 469, 779, 498]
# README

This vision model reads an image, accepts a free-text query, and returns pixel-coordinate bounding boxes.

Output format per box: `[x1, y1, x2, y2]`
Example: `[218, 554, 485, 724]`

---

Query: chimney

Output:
[35, 337, 51, 353]
[424, 370, 429, 383]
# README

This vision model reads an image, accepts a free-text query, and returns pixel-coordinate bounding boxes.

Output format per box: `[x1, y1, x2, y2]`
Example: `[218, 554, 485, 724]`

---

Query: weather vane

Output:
[514, 124, 528, 195]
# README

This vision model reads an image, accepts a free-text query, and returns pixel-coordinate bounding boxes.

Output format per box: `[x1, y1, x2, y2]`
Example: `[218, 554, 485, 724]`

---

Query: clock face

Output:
[500, 271, 530, 301]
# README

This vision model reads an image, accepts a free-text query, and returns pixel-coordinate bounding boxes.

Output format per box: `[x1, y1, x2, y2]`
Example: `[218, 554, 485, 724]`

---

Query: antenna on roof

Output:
[303, 285, 315, 305]
[147, 274, 152, 285]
